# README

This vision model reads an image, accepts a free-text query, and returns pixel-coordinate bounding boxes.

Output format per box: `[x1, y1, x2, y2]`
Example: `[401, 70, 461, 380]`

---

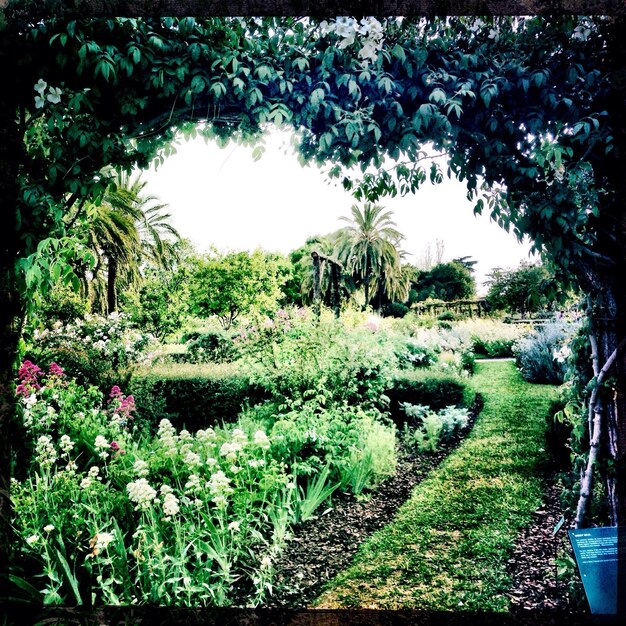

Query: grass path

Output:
[313, 360, 559, 611]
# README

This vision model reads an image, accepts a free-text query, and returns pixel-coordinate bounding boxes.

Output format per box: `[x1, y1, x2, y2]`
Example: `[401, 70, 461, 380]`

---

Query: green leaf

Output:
[429, 88, 446, 105]
[251, 145, 265, 161]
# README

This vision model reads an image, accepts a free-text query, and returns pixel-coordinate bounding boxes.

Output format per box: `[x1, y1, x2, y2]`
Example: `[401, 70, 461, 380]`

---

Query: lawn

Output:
[313, 359, 559, 611]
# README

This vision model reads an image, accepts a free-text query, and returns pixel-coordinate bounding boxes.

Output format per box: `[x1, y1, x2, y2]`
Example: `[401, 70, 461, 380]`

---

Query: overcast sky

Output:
[139, 128, 536, 295]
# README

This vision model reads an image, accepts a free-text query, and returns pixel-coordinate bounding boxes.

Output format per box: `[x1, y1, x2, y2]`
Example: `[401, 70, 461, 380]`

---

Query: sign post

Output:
[568, 526, 626, 616]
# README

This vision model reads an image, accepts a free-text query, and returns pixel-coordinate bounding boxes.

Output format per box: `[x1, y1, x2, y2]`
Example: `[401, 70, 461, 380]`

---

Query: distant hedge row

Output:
[130, 365, 470, 432]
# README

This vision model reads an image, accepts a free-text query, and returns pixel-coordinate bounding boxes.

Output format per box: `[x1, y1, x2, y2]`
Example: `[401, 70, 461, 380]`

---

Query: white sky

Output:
[139, 128, 536, 295]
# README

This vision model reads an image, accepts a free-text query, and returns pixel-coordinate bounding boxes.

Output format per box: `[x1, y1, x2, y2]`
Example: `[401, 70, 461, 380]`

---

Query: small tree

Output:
[486, 262, 560, 316]
[188, 249, 286, 329]
[413, 261, 476, 302]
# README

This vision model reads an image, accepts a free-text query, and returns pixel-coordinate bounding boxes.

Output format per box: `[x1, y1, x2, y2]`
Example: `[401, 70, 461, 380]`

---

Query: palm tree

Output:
[72, 170, 181, 314]
[335, 203, 406, 309]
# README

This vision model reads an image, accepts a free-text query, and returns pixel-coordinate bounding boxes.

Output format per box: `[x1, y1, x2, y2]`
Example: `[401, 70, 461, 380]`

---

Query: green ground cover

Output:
[313, 359, 559, 610]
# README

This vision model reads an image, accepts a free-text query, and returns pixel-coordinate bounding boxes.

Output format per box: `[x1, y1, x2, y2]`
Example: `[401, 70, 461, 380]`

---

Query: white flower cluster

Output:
[553, 345, 572, 363]
[219, 441, 242, 463]
[206, 470, 233, 509]
[127, 478, 157, 511]
[59, 434, 74, 455]
[34, 79, 62, 109]
[158, 419, 178, 457]
[160, 485, 180, 519]
[94, 531, 115, 552]
[35, 435, 57, 466]
[183, 450, 202, 467]
[184, 473, 201, 495]
[133, 459, 149, 477]
[253, 430, 270, 449]
[196, 428, 217, 444]
[320, 17, 385, 65]
[81, 465, 102, 489]
[94, 435, 109, 460]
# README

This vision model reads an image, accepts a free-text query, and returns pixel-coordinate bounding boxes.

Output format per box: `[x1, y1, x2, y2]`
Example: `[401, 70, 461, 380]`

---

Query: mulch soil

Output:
[263, 396, 586, 615]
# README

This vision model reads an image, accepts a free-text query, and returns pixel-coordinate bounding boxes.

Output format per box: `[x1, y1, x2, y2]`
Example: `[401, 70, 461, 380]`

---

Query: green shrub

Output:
[130, 365, 269, 432]
[268, 401, 396, 496]
[513, 321, 575, 384]
[401, 404, 470, 452]
[382, 301, 409, 318]
[186, 330, 239, 364]
[437, 310, 458, 322]
[395, 340, 439, 369]
[236, 310, 397, 409]
[386, 371, 469, 423]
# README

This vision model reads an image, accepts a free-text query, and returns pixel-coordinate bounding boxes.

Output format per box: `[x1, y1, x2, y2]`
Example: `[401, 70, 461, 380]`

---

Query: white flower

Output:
[228, 521, 241, 532]
[162, 492, 180, 518]
[159, 484, 173, 496]
[184, 474, 201, 494]
[59, 434, 74, 454]
[253, 430, 270, 449]
[183, 451, 201, 467]
[88, 466, 101, 479]
[127, 478, 157, 510]
[26, 534, 39, 545]
[43, 524, 55, 533]
[133, 459, 149, 477]
[219, 441, 242, 462]
[196, 428, 217, 444]
[260, 555, 272, 570]
[34, 79, 47, 95]
[80, 476, 92, 489]
[206, 470, 233, 508]
[553, 345, 572, 363]
[24, 393, 37, 409]
[94, 531, 115, 551]
[35, 435, 57, 466]
[206, 457, 217, 467]
[231, 428, 248, 444]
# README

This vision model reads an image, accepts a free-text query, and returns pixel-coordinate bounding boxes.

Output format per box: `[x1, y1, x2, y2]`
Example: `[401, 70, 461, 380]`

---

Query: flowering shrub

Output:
[14, 360, 135, 476]
[235, 308, 398, 409]
[26, 312, 156, 390]
[513, 321, 578, 384]
[11, 362, 397, 606]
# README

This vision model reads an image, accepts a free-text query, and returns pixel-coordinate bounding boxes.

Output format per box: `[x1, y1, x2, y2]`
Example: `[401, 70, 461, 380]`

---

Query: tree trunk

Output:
[589, 287, 626, 526]
[311, 251, 321, 318]
[330, 263, 340, 318]
[107, 255, 118, 315]
[0, 97, 22, 580]
[363, 258, 370, 310]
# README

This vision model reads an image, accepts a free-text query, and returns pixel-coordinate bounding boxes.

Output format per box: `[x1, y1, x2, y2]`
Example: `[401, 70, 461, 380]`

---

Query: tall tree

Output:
[335, 203, 405, 309]
[72, 170, 181, 314]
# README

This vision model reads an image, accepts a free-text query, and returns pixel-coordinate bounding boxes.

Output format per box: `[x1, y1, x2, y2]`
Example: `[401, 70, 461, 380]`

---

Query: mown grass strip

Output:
[313, 360, 558, 611]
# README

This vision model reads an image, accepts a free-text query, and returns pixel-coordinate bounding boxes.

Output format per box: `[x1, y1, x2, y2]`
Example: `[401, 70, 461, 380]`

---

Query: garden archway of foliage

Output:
[2, 6, 626, 573]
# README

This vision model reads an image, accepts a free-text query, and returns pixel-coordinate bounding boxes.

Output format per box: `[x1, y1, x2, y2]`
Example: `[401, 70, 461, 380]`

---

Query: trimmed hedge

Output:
[385, 371, 470, 424]
[130, 365, 470, 433]
[129, 364, 269, 433]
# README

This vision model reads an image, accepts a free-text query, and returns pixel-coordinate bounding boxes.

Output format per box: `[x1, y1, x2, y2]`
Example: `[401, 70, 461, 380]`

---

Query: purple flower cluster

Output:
[108, 385, 136, 427]
[16, 360, 42, 397]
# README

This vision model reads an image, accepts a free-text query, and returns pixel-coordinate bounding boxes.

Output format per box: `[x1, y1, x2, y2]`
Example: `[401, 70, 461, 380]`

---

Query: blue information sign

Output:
[568, 526, 626, 615]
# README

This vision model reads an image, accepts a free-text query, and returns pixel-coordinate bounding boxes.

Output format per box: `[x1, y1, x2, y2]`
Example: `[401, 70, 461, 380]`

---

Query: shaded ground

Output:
[505, 479, 582, 615]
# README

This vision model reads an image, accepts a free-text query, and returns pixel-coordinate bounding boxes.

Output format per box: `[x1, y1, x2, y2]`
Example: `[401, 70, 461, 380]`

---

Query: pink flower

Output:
[109, 385, 122, 399]
[16, 360, 42, 396]
[48, 362, 65, 379]
[110, 441, 125, 454]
